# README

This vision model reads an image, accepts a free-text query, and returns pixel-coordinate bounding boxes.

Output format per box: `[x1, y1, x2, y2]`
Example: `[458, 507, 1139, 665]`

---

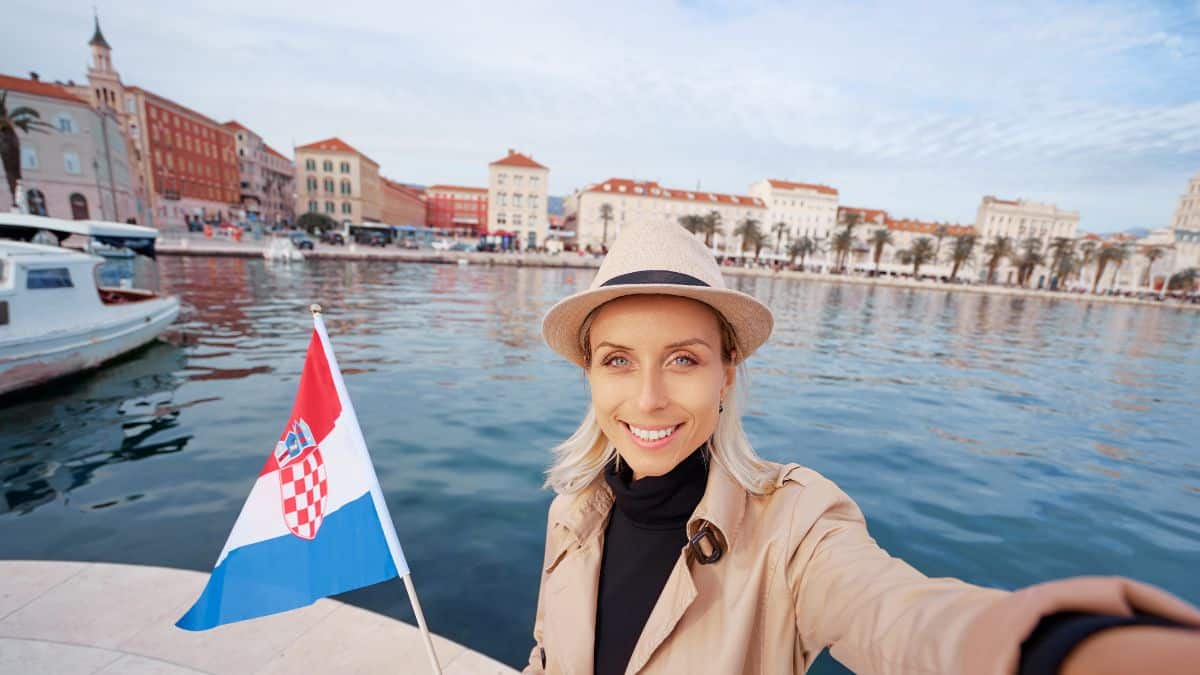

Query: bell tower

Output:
[86, 12, 123, 111]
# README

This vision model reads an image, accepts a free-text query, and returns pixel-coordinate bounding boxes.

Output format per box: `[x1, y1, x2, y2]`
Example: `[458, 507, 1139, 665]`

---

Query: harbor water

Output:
[2, 257, 1198, 673]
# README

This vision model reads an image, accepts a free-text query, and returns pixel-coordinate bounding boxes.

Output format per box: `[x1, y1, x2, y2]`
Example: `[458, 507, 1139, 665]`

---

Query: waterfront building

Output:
[66, 17, 239, 229]
[748, 179, 839, 245]
[223, 121, 294, 225]
[426, 185, 487, 235]
[381, 178, 427, 228]
[0, 73, 136, 221]
[973, 196, 1080, 284]
[1160, 171, 1200, 288]
[1172, 171, 1200, 231]
[295, 137, 381, 224]
[488, 149, 548, 250]
[882, 218, 975, 275]
[564, 178, 766, 253]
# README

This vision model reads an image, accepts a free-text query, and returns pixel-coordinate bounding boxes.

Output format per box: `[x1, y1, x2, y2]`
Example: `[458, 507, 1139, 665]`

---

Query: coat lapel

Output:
[545, 482, 612, 675]
[624, 553, 698, 674]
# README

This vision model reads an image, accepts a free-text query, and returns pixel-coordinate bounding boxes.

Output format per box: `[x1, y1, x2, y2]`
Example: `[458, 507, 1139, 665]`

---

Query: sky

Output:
[3, 0, 1199, 233]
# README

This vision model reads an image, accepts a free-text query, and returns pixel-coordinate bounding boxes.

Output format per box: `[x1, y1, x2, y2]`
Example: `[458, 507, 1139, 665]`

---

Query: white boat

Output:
[0, 213, 181, 397]
[264, 235, 305, 262]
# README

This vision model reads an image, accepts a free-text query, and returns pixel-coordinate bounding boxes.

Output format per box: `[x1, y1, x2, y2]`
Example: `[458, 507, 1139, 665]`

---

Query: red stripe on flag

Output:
[260, 329, 343, 476]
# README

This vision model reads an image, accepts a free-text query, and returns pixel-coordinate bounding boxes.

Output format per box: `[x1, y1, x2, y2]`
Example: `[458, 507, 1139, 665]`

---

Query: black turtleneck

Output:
[594, 446, 708, 675]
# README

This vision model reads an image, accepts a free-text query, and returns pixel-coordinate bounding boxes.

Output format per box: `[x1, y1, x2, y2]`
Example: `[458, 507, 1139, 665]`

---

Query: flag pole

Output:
[308, 304, 443, 675]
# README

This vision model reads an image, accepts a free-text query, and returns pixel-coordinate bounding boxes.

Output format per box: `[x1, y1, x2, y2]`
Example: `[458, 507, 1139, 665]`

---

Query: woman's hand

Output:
[1060, 625, 1200, 675]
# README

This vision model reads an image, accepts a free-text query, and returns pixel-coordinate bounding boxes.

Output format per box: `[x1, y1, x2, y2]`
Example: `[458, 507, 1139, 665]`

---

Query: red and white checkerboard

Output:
[279, 448, 329, 540]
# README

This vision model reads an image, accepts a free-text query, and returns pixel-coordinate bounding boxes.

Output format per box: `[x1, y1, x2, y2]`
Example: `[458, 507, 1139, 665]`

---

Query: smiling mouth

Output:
[622, 421, 682, 447]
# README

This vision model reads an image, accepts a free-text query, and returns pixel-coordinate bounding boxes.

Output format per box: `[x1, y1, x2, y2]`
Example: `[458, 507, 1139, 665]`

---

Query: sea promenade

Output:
[157, 235, 1200, 312]
[0, 561, 516, 675]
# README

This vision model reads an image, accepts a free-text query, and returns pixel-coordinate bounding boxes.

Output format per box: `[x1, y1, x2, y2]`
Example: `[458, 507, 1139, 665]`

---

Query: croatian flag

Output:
[177, 313, 409, 630]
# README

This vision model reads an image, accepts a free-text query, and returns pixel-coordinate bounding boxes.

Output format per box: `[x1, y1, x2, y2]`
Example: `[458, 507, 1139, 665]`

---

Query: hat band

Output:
[600, 269, 710, 288]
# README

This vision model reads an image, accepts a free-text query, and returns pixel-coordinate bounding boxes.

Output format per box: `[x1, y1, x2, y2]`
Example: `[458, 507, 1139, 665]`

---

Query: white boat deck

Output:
[0, 560, 518, 675]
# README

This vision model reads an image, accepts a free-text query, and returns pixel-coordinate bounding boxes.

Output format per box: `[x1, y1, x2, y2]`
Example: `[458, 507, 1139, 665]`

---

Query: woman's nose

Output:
[637, 370, 670, 412]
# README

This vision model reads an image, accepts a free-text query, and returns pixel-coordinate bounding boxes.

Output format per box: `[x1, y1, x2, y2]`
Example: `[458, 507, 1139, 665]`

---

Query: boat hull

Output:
[0, 296, 181, 397]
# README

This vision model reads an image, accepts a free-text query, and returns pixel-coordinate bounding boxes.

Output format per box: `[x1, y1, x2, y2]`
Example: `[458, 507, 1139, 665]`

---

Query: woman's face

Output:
[586, 294, 735, 480]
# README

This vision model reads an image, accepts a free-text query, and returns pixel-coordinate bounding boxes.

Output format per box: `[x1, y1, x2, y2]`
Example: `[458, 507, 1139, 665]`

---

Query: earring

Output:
[719, 401, 724, 414]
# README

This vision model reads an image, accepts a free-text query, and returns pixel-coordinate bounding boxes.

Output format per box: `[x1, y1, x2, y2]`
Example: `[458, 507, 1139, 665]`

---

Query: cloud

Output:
[1, 0, 1197, 231]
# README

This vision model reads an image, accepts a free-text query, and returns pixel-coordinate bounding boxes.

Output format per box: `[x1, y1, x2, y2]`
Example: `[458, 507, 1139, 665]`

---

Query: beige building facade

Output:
[974, 195, 1080, 283]
[748, 179, 839, 245]
[224, 121, 294, 225]
[564, 178, 766, 253]
[295, 137, 381, 224]
[1172, 171, 1200, 231]
[488, 149, 549, 250]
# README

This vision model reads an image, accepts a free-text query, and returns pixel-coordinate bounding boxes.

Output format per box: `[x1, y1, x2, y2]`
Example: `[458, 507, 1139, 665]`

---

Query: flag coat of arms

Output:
[178, 315, 409, 630]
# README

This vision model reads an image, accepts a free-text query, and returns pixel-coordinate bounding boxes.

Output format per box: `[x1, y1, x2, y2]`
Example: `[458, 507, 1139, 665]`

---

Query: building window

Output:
[55, 114, 76, 133]
[498, 173, 507, 184]
[498, 192, 507, 207]
[497, 212, 507, 226]
[308, 200, 318, 213]
[340, 180, 351, 195]
[20, 147, 38, 170]
[341, 202, 352, 214]
[26, 267, 73, 289]
[340, 161, 350, 173]
[26, 189, 48, 216]
[513, 214, 523, 227]
[63, 152, 82, 175]
[324, 178, 335, 192]
[307, 176, 317, 192]
[513, 194, 523, 208]
[530, 176, 539, 187]
[325, 201, 335, 214]
[514, 175, 523, 186]
[528, 196, 537, 210]
[323, 160, 333, 172]
[125, 95, 136, 114]
[305, 158, 316, 170]
[69, 193, 89, 220]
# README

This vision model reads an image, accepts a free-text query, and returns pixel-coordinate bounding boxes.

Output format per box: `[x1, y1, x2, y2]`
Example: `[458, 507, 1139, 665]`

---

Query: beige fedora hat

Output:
[541, 221, 774, 367]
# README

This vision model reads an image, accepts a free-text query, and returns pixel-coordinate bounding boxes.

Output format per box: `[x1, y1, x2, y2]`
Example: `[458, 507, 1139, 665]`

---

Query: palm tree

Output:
[1106, 244, 1130, 292]
[933, 224, 949, 261]
[1, 91, 55, 208]
[678, 214, 704, 237]
[831, 229, 856, 273]
[772, 221, 788, 255]
[1076, 240, 1098, 286]
[868, 228, 893, 275]
[1015, 237, 1045, 287]
[1140, 246, 1166, 288]
[598, 203, 614, 247]
[983, 235, 1014, 284]
[903, 237, 936, 276]
[749, 228, 768, 259]
[733, 217, 763, 256]
[703, 210, 721, 249]
[1166, 267, 1197, 293]
[1091, 244, 1129, 294]
[835, 210, 862, 271]
[1047, 237, 1075, 289]
[787, 236, 820, 269]
[948, 234, 977, 281]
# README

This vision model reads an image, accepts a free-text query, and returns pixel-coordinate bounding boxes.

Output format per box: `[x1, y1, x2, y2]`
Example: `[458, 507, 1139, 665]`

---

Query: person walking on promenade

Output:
[525, 221, 1200, 675]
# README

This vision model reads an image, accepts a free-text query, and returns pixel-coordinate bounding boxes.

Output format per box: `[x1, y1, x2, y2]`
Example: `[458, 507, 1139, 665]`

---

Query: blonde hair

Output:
[543, 297, 776, 495]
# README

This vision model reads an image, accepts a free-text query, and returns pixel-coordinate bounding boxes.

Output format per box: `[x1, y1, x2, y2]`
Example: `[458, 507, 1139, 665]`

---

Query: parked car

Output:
[399, 238, 420, 250]
[450, 242, 473, 252]
[431, 239, 452, 251]
[289, 231, 315, 250]
[356, 231, 387, 247]
[321, 231, 345, 245]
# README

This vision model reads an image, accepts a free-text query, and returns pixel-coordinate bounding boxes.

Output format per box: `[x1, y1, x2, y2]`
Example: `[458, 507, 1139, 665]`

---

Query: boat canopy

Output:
[0, 214, 159, 257]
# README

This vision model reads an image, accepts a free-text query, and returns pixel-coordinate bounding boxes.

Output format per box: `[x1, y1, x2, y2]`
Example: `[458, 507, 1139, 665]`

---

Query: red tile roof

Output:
[886, 218, 975, 237]
[584, 178, 765, 208]
[222, 120, 251, 132]
[0, 74, 89, 105]
[295, 137, 377, 165]
[428, 184, 488, 194]
[838, 206, 889, 223]
[766, 179, 838, 196]
[490, 149, 548, 170]
[382, 178, 426, 203]
[126, 85, 231, 131]
[263, 144, 290, 161]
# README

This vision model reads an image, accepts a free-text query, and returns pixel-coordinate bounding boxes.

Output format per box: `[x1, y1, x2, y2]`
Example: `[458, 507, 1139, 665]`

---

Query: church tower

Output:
[86, 13, 124, 112]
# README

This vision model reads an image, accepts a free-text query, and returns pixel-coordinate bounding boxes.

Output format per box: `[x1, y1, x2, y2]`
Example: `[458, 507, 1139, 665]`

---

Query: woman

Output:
[525, 222, 1200, 675]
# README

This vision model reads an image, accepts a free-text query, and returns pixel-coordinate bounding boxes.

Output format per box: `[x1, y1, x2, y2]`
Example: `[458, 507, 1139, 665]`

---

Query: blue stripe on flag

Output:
[177, 492, 399, 630]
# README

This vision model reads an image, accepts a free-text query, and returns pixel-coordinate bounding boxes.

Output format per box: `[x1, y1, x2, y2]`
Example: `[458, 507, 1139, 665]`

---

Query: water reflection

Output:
[1, 259, 1198, 673]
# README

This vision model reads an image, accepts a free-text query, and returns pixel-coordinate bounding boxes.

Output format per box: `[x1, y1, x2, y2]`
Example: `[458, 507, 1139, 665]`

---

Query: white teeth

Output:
[629, 424, 677, 442]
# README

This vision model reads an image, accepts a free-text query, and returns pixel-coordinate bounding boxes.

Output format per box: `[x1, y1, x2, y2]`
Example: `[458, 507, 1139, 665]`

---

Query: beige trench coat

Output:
[523, 460, 1200, 675]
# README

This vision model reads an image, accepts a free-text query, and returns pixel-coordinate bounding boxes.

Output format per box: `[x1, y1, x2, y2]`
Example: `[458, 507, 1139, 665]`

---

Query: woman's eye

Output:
[605, 355, 629, 367]
[671, 355, 697, 366]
